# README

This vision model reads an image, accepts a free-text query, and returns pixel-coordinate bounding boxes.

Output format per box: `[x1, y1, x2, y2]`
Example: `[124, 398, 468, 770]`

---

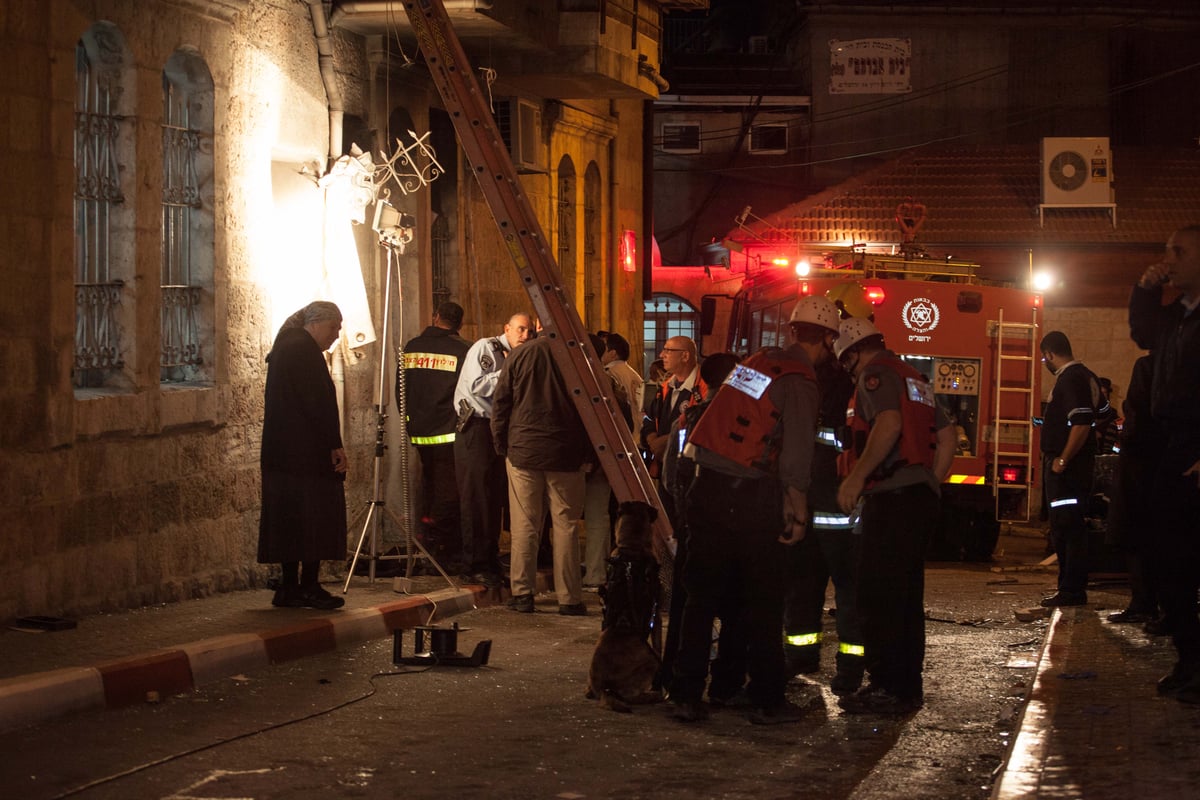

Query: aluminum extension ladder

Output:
[991, 307, 1039, 522]
[401, 0, 672, 546]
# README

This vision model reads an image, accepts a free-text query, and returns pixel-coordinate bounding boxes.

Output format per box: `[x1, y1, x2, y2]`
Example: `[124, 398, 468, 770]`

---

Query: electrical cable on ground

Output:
[49, 661, 439, 799]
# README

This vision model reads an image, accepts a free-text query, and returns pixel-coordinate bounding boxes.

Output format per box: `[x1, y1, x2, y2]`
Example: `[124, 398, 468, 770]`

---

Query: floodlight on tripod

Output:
[345, 199, 457, 593]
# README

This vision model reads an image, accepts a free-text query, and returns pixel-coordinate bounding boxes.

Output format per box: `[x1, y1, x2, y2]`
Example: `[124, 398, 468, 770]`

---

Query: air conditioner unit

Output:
[494, 98, 545, 173]
[1041, 137, 1112, 205]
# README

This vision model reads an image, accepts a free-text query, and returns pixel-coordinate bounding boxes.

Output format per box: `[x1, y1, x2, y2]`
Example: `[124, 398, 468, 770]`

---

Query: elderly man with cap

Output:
[833, 317, 956, 715]
[669, 296, 840, 725]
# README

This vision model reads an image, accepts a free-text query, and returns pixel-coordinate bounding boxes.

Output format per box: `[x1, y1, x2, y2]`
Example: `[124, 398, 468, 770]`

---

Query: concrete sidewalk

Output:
[0, 575, 495, 732]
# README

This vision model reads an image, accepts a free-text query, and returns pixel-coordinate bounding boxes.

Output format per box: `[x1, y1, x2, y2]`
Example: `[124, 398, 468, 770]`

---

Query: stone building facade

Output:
[0, 0, 687, 621]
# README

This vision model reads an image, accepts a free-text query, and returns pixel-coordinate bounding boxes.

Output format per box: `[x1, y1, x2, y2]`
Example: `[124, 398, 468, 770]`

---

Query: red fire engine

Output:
[696, 250, 1043, 560]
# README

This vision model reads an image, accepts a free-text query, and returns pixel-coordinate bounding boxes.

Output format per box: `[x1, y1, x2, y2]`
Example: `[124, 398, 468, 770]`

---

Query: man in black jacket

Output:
[1129, 224, 1200, 703]
[492, 335, 592, 615]
[1037, 330, 1105, 608]
[398, 302, 470, 572]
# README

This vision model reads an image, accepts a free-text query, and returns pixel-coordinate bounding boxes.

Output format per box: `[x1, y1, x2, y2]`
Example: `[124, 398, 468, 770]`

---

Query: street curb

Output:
[0, 586, 489, 732]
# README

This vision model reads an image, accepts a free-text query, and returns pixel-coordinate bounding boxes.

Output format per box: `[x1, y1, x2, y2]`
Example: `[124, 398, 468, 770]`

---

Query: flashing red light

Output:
[800, 280, 811, 296]
[1033, 294, 1043, 308]
[863, 285, 887, 305]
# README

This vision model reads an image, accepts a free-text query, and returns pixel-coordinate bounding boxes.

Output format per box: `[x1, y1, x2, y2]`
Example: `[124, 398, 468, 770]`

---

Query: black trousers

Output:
[672, 469, 786, 708]
[783, 515, 864, 675]
[857, 483, 937, 700]
[1044, 453, 1094, 596]
[416, 443, 462, 564]
[453, 417, 506, 575]
[1147, 436, 1200, 666]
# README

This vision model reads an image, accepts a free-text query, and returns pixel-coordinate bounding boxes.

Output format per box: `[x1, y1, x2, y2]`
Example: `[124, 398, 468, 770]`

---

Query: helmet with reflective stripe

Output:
[834, 316, 883, 360]
[788, 296, 840, 332]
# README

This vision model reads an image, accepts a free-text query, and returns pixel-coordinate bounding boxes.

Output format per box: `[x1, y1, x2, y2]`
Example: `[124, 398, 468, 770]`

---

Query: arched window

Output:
[556, 155, 577, 307]
[75, 22, 135, 390]
[161, 48, 214, 383]
[643, 293, 699, 378]
[583, 161, 602, 328]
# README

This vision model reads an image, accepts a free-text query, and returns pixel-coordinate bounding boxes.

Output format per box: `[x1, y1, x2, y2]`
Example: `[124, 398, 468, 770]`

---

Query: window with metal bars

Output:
[74, 23, 132, 389]
[583, 162, 601, 327]
[643, 293, 699, 379]
[161, 49, 213, 383]
[557, 164, 576, 305]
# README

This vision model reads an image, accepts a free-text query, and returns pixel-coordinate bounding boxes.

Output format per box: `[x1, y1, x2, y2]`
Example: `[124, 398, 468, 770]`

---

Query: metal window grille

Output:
[431, 212, 451, 308]
[749, 123, 788, 154]
[661, 123, 701, 153]
[583, 166, 601, 326]
[557, 173, 575, 298]
[74, 37, 126, 386]
[643, 293, 698, 376]
[160, 79, 204, 378]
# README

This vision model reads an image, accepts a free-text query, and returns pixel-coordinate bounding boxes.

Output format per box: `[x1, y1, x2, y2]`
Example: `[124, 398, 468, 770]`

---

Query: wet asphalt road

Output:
[2, 531, 1117, 800]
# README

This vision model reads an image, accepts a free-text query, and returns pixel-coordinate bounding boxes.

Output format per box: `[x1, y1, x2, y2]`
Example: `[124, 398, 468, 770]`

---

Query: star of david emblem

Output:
[909, 303, 933, 327]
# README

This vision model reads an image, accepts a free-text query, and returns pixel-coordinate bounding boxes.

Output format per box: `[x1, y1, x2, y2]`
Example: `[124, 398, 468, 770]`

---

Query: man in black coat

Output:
[1129, 224, 1200, 703]
[258, 301, 348, 610]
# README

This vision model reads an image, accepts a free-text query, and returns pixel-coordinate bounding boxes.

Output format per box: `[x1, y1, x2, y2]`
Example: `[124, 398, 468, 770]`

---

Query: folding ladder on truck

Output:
[991, 308, 1039, 523]
[400, 0, 671, 547]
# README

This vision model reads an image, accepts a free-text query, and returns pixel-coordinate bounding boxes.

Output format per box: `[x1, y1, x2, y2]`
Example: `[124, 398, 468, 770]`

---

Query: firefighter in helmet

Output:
[668, 296, 839, 724]
[833, 316, 956, 715]
[782, 295, 864, 695]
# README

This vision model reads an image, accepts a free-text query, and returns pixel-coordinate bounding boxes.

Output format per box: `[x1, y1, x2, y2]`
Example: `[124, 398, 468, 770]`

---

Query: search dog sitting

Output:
[586, 501, 664, 712]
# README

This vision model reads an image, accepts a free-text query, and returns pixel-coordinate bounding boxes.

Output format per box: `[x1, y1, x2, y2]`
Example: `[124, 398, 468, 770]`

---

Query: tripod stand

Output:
[344, 239, 456, 593]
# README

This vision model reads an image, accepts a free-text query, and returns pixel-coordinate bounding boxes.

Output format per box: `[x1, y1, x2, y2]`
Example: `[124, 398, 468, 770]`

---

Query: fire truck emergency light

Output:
[1000, 465, 1025, 484]
[863, 285, 887, 306]
[795, 258, 811, 277]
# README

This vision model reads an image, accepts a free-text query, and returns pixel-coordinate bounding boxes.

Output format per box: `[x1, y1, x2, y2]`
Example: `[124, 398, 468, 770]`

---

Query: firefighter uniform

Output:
[783, 357, 864, 693]
[837, 332, 948, 712]
[398, 324, 470, 570]
[671, 347, 819, 715]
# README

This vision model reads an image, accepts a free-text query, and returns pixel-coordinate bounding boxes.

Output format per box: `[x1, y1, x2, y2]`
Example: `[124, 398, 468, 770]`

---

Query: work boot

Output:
[1040, 592, 1087, 608]
[747, 699, 806, 725]
[558, 603, 587, 616]
[507, 593, 535, 613]
[837, 685, 922, 715]
[831, 669, 864, 697]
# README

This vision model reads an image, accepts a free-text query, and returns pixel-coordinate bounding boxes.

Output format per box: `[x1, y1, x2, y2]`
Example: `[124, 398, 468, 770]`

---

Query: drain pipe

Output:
[308, 0, 344, 166]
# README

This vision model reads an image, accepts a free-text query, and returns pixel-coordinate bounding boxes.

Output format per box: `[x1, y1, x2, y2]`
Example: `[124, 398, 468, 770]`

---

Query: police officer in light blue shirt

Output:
[453, 313, 532, 585]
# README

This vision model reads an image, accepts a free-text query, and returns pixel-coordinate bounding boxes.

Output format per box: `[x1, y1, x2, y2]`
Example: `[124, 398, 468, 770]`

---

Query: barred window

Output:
[582, 162, 602, 328]
[161, 49, 214, 383]
[74, 22, 134, 390]
[749, 123, 788, 154]
[643, 294, 699, 379]
[556, 156, 577, 306]
[661, 122, 701, 154]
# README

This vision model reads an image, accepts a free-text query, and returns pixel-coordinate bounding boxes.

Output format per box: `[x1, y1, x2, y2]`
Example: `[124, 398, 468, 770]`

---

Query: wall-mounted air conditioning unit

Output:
[1041, 137, 1112, 205]
[494, 97, 545, 173]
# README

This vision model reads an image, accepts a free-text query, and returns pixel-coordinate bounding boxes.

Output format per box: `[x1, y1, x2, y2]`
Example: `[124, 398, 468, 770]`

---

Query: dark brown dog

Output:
[586, 501, 664, 712]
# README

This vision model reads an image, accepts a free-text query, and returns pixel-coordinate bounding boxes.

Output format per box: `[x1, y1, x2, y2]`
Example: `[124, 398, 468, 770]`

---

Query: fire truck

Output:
[716, 251, 1043, 560]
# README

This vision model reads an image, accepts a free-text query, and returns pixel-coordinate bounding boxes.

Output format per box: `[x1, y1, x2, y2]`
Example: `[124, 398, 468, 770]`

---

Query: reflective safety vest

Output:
[687, 351, 816, 473]
[838, 354, 937, 487]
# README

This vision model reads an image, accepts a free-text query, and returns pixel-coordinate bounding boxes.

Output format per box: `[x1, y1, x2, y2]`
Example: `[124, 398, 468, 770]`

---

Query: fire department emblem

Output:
[901, 297, 940, 335]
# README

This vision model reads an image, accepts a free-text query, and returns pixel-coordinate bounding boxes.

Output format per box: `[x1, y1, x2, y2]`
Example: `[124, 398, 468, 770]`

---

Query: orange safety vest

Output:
[838, 354, 937, 487]
[687, 351, 816, 473]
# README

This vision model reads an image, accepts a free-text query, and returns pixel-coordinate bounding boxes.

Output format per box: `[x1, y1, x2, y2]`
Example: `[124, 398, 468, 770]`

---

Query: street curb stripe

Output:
[0, 587, 488, 733]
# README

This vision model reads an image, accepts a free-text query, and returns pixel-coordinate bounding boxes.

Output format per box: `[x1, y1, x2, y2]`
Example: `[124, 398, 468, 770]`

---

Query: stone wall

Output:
[0, 0, 378, 621]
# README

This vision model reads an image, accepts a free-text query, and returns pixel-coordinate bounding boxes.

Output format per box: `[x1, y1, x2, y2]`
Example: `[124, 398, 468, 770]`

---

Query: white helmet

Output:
[788, 296, 840, 332]
[834, 316, 883, 360]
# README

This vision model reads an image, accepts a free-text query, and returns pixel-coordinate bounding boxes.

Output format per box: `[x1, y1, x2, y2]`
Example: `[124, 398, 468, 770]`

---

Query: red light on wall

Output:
[620, 230, 637, 272]
[800, 280, 811, 296]
[864, 285, 887, 305]
[1033, 294, 1043, 308]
